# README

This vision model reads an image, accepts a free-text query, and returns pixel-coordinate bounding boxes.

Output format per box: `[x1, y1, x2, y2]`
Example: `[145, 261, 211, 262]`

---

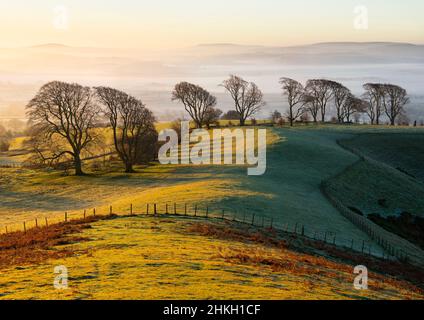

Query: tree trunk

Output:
[289, 108, 294, 127]
[74, 155, 84, 176]
[240, 118, 245, 126]
[125, 162, 135, 173]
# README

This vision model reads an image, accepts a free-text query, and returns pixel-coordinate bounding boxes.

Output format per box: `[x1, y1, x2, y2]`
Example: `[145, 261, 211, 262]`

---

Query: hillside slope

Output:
[0, 216, 422, 300]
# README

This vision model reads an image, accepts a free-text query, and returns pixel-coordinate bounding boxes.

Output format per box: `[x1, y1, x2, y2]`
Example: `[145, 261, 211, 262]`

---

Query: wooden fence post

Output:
[174, 203, 177, 215]
[65, 212, 68, 222]
[301, 225, 305, 236]
[361, 240, 365, 253]
[194, 205, 197, 217]
[45, 217, 48, 227]
[130, 204, 133, 215]
[251, 214, 255, 226]
[93, 208, 96, 216]
[23, 222, 26, 233]
[154, 203, 157, 215]
[84, 210, 86, 219]
[5, 226, 8, 234]
[184, 203, 187, 216]
[109, 206, 113, 215]
[294, 223, 298, 234]
[35, 219, 38, 228]
[206, 206, 209, 218]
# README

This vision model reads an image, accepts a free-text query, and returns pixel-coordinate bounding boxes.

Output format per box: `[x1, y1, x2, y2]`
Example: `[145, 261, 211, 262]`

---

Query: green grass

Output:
[325, 130, 424, 249]
[326, 159, 424, 218]
[340, 133, 424, 182]
[2, 125, 424, 251]
[2, 124, 424, 299]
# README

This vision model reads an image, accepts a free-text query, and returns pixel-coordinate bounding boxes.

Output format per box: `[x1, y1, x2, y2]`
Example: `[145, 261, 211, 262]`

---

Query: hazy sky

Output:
[1, 0, 423, 48]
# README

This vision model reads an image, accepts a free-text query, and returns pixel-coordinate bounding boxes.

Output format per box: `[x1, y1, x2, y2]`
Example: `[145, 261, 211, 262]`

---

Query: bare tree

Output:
[362, 83, 384, 125]
[305, 79, 334, 123]
[172, 82, 216, 128]
[221, 75, 265, 126]
[270, 110, 282, 124]
[381, 84, 409, 126]
[280, 78, 310, 126]
[221, 110, 240, 120]
[304, 96, 320, 123]
[203, 107, 222, 129]
[26, 81, 98, 176]
[95, 87, 157, 173]
[342, 95, 367, 123]
[329, 81, 351, 123]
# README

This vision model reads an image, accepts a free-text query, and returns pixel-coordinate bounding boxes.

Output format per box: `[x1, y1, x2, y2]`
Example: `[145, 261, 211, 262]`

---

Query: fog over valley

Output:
[1, 42, 424, 122]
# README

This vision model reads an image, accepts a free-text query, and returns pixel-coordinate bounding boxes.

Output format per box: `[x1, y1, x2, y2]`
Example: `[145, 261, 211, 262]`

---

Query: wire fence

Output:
[0, 162, 22, 168]
[0, 202, 405, 264]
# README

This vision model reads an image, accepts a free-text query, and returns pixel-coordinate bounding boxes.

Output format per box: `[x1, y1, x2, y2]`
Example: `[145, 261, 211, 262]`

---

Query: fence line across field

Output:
[0, 162, 22, 168]
[0, 201, 406, 264]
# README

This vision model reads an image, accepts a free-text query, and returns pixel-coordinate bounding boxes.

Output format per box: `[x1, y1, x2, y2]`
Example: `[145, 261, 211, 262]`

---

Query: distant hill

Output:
[186, 42, 424, 65]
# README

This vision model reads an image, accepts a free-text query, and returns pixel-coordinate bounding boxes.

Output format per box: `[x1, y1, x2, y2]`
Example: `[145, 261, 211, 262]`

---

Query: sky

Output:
[0, 0, 423, 49]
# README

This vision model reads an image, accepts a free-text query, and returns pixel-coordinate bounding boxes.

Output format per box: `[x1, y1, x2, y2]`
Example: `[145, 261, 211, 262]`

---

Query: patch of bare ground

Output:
[186, 221, 424, 294]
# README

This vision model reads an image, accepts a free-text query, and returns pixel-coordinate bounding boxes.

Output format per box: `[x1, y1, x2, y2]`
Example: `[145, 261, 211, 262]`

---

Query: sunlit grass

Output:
[0, 127, 280, 231]
[0, 216, 421, 300]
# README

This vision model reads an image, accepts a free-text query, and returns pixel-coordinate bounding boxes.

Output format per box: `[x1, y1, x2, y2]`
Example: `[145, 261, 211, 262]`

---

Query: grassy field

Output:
[0, 215, 422, 300]
[1, 124, 424, 299]
[326, 159, 424, 218]
[5, 125, 421, 249]
[324, 130, 424, 250]
[0, 126, 377, 250]
[340, 133, 424, 183]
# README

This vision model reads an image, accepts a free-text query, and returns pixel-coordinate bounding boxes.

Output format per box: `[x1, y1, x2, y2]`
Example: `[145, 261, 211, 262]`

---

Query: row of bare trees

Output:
[26, 81, 158, 176]
[172, 75, 265, 128]
[172, 75, 410, 128]
[362, 83, 410, 126]
[281, 78, 410, 126]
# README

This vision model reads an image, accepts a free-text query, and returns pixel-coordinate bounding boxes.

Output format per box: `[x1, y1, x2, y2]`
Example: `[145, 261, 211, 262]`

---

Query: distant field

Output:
[0, 216, 421, 300]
